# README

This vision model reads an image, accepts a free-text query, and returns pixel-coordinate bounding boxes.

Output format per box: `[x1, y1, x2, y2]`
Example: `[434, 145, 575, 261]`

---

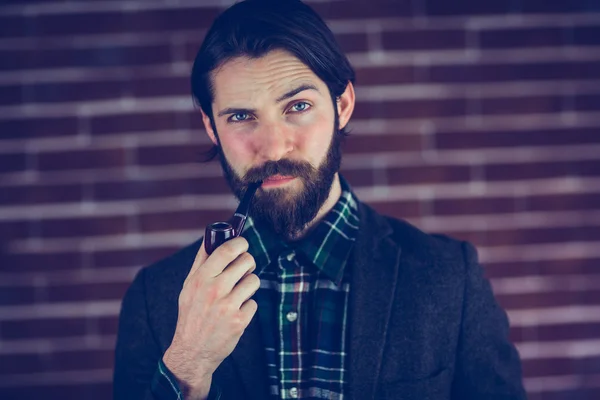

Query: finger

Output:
[216, 252, 256, 292]
[228, 273, 261, 308]
[186, 237, 210, 281]
[200, 237, 250, 278]
[239, 299, 258, 326]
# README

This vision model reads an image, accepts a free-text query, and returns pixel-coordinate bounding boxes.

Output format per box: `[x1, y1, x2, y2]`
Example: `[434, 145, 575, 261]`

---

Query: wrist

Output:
[162, 347, 214, 399]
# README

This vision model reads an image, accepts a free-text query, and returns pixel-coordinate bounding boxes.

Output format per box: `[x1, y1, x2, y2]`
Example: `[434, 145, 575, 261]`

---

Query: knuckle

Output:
[246, 273, 260, 288]
[246, 299, 258, 311]
[206, 282, 225, 302]
[239, 252, 256, 267]
[234, 236, 249, 251]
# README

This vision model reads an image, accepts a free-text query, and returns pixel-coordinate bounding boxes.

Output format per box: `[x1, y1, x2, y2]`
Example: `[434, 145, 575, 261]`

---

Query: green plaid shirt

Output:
[243, 177, 360, 399]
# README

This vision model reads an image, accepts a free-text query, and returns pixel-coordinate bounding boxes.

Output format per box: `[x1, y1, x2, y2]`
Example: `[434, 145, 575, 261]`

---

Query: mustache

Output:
[242, 159, 315, 184]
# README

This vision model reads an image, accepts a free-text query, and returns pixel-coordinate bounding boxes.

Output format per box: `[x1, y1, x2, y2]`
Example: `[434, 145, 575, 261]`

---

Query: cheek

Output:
[219, 134, 255, 172]
[294, 113, 333, 163]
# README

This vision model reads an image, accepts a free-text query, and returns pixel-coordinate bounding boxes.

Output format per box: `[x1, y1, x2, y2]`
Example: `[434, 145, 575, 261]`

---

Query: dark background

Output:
[1, 0, 600, 399]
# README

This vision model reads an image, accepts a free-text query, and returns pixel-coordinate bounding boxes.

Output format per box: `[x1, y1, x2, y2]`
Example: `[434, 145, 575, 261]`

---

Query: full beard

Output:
[217, 128, 343, 241]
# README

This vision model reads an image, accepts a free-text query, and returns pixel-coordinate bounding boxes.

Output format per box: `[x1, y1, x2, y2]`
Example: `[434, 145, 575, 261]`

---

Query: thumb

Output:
[185, 238, 209, 282]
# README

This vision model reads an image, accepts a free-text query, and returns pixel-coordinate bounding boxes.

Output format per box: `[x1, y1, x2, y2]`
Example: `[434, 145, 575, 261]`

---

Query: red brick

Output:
[0, 285, 36, 306]
[449, 225, 600, 248]
[46, 282, 130, 303]
[572, 25, 600, 46]
[520, 0, 594, 13]
[93, 176, 229, 201]
[436, 127, 600, 150]
[185, 36, 207, 62]
[6, 8, 222, 38]
[511, 321, 600, 343]
[92, 247, 180, 269]
[0, 152, 27, 173]
[423, 0, 513, 15]
[0, 84, 23, 105]
[479, 27, 567, 49]
[138, 209, 230, 232]
[480, 94, 564, 115]
[486, 258, 600, 279]
[342, 169, 379, 186]
[130, 76, 190, 98]
[484, 160, 600, 181]
[90, 112, 191, 135]
[428, 60, 600, 83]
[1, 317, 88, 340]
[574, 93, 600, 112]
[0, 117, 78, 140]
[343, 133, 422, 154]
[526, 193, 600, 212]
[382, 29, 466, 50]
[498, 289, 600, 310]
[0, 349, 113, 374]
[368, 199, 422, 220]
[136, 143, 213, 166]
[311, 0, 413, 19]
[433, 196, 516, 216]
[0, 15, 28, 37]
[28, 80, 125, 103]
[335, 33, 370, 53]
[535, 389, 600, 400]
[0, 44, 171, 71]
[39, 215, 129, 238]
[354, 98, 467, 120]
[97, 316, 120, 336]
[0, 383, 112, 400]
[0, 220, 30, 241]
[522, 356, 600, 378]
[387, 164, 471, 185]
[0, 183, 83, 205]
[37, 148, 127, 171]
[1, 251, 84, 272]
[354, 66, 416, 85]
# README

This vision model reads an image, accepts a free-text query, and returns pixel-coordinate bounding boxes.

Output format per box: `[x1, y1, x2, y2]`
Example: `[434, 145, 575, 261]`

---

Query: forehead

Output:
[210, 50, 327, 105]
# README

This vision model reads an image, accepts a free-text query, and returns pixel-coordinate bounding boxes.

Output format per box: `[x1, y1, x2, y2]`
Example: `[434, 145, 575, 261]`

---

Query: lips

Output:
[261, 174, 296, 187]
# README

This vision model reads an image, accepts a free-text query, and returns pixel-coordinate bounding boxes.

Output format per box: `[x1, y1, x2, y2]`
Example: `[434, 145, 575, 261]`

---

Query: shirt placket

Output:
[278, 250, 304, 399]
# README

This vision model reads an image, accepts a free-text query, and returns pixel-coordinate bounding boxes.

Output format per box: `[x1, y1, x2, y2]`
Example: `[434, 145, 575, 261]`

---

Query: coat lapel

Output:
[229, 312, 270, 400]
[348, 203, 402, 400]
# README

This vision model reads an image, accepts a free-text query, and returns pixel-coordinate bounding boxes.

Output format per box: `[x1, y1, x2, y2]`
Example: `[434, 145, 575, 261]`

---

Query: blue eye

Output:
[290, 102, 310, 113]
[230, 112, 250, 122]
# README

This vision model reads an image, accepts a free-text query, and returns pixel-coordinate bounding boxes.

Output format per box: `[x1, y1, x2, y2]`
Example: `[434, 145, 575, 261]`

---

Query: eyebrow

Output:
[216, 84, 320, 118]
[275, 84, 319, 103]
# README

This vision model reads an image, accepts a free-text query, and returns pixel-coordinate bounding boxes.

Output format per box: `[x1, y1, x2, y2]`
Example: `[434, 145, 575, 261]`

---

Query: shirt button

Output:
[286, 311, 298, 322]
[286, 252, 294, 262]
[289, 387, 298, 398]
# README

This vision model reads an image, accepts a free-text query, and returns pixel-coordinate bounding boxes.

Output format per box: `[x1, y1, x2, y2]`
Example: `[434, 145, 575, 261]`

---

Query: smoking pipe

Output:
[204, 180, 262, 255]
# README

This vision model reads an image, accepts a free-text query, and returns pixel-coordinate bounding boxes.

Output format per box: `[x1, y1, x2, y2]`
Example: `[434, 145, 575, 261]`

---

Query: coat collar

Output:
[226, 200, 402, 400]
[347, 201, 402, 400]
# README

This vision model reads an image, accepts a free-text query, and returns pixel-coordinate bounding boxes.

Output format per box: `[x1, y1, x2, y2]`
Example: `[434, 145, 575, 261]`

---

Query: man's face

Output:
[202, 50, 351, 240]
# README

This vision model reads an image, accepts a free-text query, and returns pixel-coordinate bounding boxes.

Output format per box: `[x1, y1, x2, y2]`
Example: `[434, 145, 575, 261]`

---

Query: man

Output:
[114, 0, 527, 399]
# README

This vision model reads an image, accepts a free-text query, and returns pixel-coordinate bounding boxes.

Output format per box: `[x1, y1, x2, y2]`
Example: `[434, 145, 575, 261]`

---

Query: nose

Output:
[255, 121, 294, 162]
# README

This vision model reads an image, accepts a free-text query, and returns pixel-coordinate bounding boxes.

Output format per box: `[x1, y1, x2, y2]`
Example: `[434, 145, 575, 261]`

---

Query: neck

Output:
[289, 173, 342, 241]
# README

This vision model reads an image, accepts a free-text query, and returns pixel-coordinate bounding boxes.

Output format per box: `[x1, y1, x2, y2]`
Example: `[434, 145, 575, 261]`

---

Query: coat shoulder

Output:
[362, 202, 468, 261]
[136, 238, 203, 300]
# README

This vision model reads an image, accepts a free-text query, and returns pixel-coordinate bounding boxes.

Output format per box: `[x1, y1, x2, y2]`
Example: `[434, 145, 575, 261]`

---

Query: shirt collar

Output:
[243, 175, 359, 285]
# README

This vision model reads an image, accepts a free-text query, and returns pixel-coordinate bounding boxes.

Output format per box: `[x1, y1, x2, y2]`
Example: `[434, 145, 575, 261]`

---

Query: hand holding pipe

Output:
[204, 181, 262, 255]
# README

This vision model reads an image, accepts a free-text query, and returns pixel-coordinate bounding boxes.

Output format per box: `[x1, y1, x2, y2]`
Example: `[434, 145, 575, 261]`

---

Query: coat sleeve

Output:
[113, 267, 222, 400]
[113, 267, 171, 399]
[451, 242, 528, 400]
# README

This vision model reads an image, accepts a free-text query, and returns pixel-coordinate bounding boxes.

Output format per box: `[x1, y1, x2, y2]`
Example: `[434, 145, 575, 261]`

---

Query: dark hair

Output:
[191, 0, 355, 160]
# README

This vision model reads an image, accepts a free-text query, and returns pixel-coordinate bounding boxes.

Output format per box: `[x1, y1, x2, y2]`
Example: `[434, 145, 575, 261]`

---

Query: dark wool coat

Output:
[114, 202, 527, 400]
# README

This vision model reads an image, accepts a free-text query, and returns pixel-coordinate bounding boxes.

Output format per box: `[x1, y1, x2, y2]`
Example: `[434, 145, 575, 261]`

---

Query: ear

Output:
[200, 109, 219, 146]
[336, 81, 355, 130]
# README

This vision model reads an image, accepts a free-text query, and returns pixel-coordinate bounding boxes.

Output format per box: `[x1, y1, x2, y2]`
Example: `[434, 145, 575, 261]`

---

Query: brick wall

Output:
[1, 0, 599, 399]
